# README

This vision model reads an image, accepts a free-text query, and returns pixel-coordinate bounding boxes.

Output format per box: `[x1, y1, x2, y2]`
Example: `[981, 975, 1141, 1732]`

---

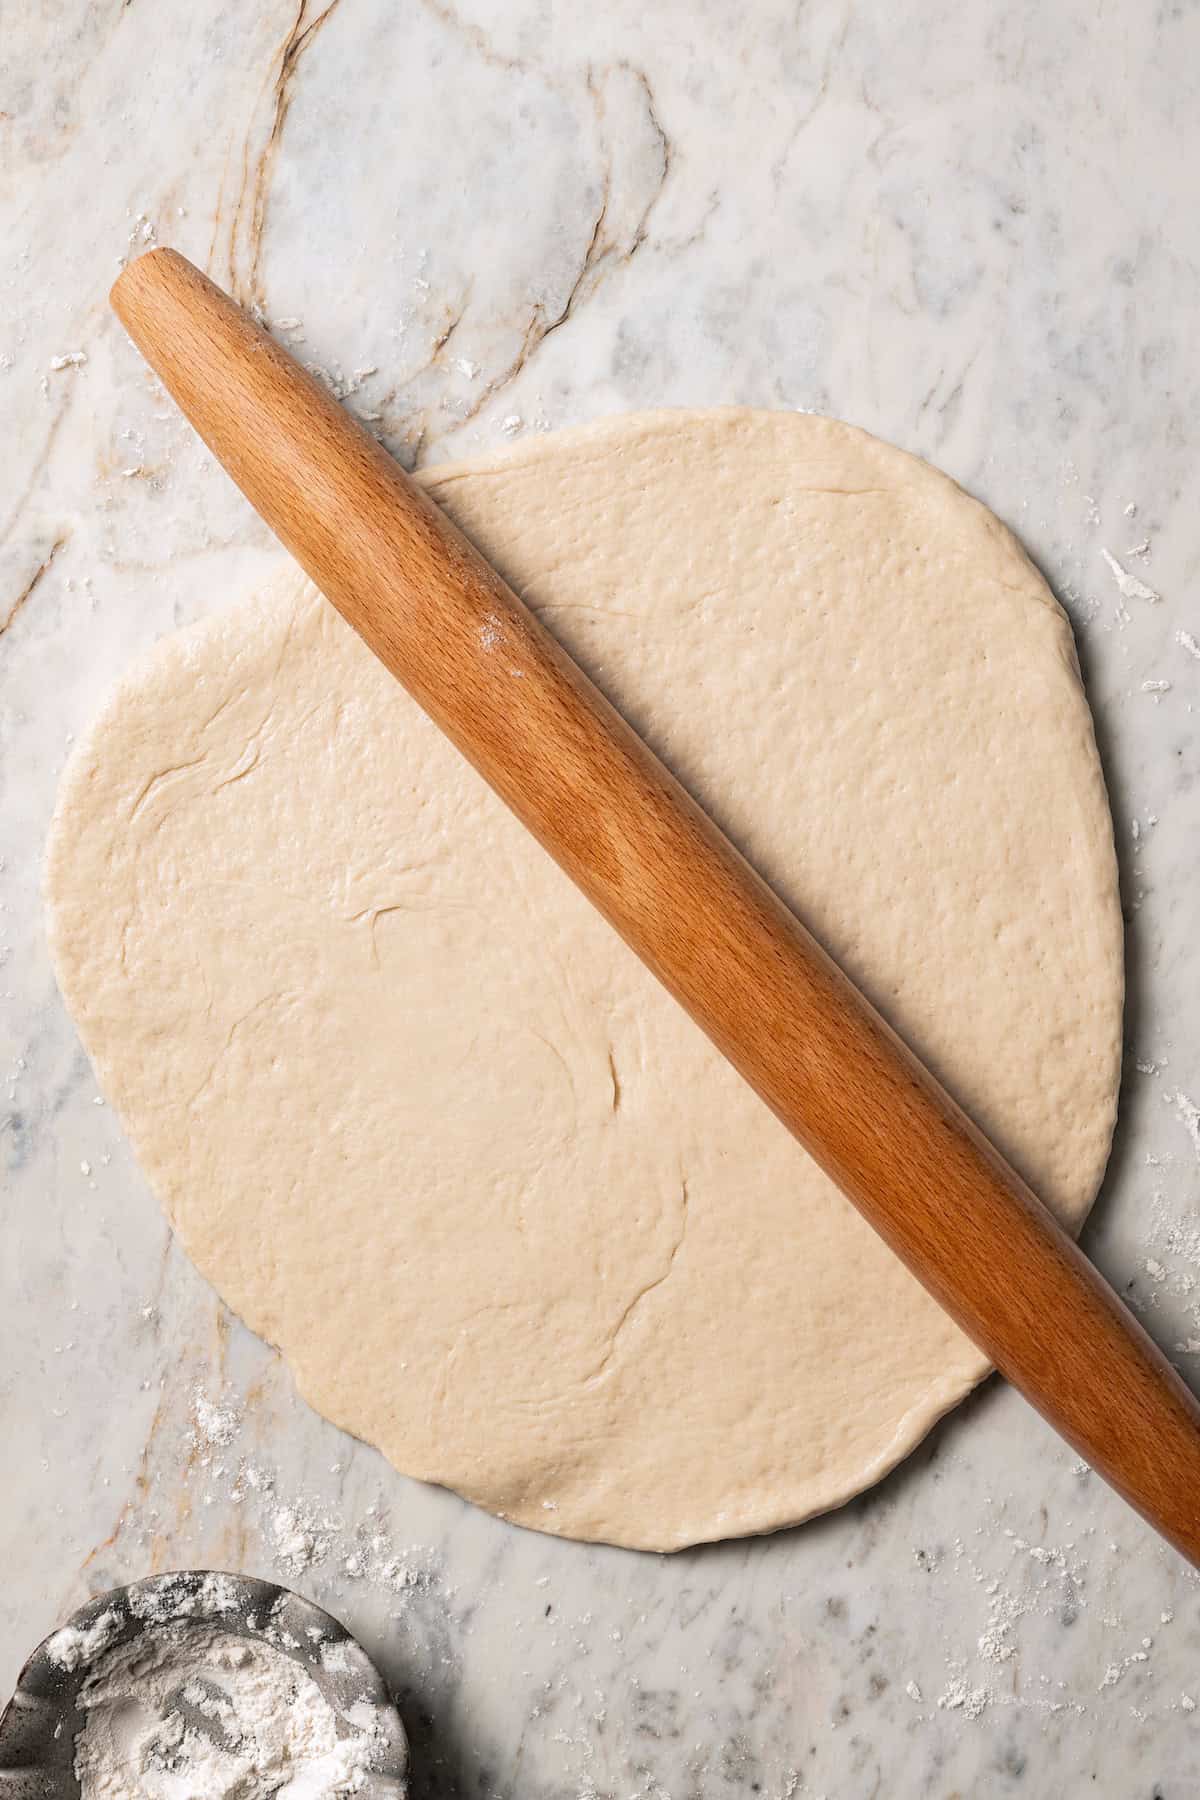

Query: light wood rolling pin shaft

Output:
[112, 248, 1200, 1566]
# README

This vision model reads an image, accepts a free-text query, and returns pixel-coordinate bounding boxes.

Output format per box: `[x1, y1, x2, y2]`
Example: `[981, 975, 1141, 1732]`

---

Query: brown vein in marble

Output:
[79, 1499, 133, 1572]
[395, 290, 474, 393]
[0, 533, 66, 641]
[443, 63, 672, 443]
[1, 395, 70, 548]
[657, 188, 720, 256]
[79, 1382, 166, 1572]
[627, 65, 672, 251]
[77, 1232, 178, 1573]
[208, 131, 238, 282]
[533, 62, 672, 347]
[232, 0, 346, 309]
[418, 0, 530, 75]
[769, 12, 850, 185]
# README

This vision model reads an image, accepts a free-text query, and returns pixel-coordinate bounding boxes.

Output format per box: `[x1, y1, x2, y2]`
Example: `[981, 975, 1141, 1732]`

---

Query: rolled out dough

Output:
[46, 410, 1122, 1550]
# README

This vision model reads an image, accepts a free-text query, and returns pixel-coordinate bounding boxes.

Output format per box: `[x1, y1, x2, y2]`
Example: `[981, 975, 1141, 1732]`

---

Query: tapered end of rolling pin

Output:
[107, 247, 582, 795]
[110, 248, 300, 390]
[110, 247, 210, 336]
[111, 250, 401, 580]
[108, 248, 481, 688]
[110, 249, 294, 425]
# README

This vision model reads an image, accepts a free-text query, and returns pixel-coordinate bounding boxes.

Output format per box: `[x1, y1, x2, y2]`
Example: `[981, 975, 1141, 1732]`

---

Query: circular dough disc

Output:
[46, 411, 1122, 1551]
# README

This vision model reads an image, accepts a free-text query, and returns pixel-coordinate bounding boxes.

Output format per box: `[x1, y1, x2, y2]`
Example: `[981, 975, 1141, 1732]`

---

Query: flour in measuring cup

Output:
[73, 1621, 381, 1800]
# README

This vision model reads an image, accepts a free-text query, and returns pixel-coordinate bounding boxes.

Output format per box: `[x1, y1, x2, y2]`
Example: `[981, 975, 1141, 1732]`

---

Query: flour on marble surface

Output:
[1098, 1646, 1150, 1691]
[911, 1504, 1157, 1727]
[1121, 1091, 1200, 1340]
[975, 1581, 1029, 1664]
[271, 1504, 329, 1578]
[72, 1621, 381, 1800]
[1100, 547, 1160, 605]
[192, 1387, 241, 1450]
[1171, 1091, 1200, 1161]
[188, 1389, 432, 1601]
[937, 1672, 990, 1719]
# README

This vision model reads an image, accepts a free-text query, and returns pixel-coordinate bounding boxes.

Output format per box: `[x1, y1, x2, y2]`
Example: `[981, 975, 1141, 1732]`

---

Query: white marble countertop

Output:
[4, 2, 1200, 1793]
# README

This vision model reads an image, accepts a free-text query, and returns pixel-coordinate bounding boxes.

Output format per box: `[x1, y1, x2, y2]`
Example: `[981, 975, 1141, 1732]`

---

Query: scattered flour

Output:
[190, 1391, 430, 1602]
[271, 1505, 328, 1578]
[1170, 1091, 1200, 1162]
[192, 1388, 241, 1450]
[976, 1583, 1028, 1664]
[937, 1673, 989, 1720]
[1100, 547, 1160, 604]
[1098, 1648, 1150, 1691]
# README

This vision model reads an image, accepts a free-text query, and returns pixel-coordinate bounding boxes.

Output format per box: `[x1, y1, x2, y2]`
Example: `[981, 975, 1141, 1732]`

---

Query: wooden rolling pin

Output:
[111, 248, 1200, 1565]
